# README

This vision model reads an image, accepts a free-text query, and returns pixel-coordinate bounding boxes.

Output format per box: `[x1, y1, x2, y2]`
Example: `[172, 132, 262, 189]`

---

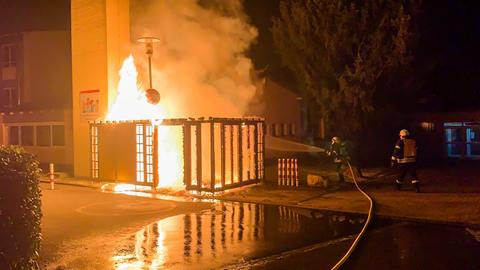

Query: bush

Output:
[0, 145, 42, 269]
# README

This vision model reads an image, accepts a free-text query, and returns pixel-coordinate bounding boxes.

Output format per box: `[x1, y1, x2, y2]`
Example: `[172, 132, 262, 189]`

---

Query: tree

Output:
[272, 0, 418, 138]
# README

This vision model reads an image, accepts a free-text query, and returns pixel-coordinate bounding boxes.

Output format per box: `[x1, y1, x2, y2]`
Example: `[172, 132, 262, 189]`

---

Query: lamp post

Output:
[137, 36, 161, 104]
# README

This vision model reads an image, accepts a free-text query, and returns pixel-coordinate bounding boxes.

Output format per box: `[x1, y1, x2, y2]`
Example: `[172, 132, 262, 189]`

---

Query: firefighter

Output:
[391, 129, 420, 192]
[327, 136, 349, 183]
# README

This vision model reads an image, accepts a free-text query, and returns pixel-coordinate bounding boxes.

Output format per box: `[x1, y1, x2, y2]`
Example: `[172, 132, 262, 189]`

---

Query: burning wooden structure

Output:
[90, 117, 264, 192]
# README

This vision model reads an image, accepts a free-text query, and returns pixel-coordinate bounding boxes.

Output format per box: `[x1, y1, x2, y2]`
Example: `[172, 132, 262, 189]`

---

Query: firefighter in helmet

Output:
[391, 129, 420, 192]
[327, 136, 349, 183]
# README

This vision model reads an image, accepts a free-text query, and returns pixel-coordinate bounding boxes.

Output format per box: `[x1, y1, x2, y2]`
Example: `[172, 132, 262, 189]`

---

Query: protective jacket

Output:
[392, 137, 417, 164]
[328, 142, 349, 163]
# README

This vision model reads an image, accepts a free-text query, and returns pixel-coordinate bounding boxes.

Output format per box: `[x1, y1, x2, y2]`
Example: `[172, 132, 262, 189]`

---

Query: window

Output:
[136, 124, 145, 182]
[9, 126, 19, 145]
[419, 122, 434, 132]
[0, 87, 17, 107]
[36, 126, 51, 146]
[444, 127, 463, 157]
[275, 124, 281, 137]
[7, 124, 65, 147]
[445, 128, 463, 143]
[282, 123, 289, 136]
[466, 127, 480, 156]
[2, 44, 16, 68]
[270, 124, 275, 136]
[467, 127, 480, 142]
[52, 125, 65, 146]
[21, 126, 34, 146]
[290, 123, 296, 136]
[443, 122, 480, 158]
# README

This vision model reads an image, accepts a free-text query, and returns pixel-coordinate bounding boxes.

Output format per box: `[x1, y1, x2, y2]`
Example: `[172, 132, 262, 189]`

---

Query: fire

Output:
[157, 125, 184, 189]
[106, 55, 184, 190]
[106, 55, 164, 121]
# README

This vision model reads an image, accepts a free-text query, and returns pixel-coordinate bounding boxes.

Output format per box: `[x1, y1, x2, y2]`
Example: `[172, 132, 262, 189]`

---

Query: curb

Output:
[39, 179, 102, 189]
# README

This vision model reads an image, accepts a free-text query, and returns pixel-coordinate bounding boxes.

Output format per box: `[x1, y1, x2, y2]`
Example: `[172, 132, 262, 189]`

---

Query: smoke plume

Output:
[131, 0, 260, 118]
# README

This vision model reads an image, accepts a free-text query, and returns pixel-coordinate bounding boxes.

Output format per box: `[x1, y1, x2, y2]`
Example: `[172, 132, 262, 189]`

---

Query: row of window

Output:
[444, 122, 480, 158]
[8, 125, 65, 147]
[0, 87, 18, 107]
[2, 44, 16, 68]
[267, 123, 296, 137]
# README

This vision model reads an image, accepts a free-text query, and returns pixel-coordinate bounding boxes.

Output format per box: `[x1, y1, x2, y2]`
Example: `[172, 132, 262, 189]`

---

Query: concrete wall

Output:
[71, 0, 131, 177]
[22, 31, 71, 107]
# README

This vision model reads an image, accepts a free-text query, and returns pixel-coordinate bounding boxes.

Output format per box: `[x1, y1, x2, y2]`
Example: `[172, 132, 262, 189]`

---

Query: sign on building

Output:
[80, 89, 100, 121]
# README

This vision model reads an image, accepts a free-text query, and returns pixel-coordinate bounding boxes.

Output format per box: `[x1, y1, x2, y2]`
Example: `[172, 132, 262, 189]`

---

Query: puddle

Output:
[111, 202, 372, 269]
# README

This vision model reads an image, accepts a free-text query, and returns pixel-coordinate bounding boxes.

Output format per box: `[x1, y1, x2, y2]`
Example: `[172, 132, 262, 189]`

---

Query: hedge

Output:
[0, 145, 42, 269]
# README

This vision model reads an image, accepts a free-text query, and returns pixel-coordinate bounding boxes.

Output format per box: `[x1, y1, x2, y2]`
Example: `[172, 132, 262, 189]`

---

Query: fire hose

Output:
[330, 160, 374, 270]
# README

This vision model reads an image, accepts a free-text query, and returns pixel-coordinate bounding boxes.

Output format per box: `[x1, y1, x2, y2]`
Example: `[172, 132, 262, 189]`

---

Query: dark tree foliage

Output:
[0, 146, 42, 270]
[272, 0, 419, 138]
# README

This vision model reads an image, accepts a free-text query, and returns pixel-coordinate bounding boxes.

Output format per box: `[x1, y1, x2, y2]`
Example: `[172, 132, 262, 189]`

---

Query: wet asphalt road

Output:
[40, 184, 480, 269]
[111, 203, 480, 270]
[39, 183, 211, 269]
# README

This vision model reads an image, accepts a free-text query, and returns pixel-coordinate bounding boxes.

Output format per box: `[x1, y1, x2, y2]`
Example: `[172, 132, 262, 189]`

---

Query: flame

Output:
[157, 125, 184, 189]
[106, 55, 165, 121]
[106, 55, 184, 190]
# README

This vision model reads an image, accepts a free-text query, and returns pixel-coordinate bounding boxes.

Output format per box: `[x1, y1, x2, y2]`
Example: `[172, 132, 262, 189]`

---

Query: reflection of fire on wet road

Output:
[112, 202, 265, 269]
[111, 203, 366, 269]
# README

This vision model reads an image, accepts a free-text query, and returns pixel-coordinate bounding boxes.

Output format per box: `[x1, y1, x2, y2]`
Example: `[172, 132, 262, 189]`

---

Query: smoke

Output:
[131, 0, 260, 118]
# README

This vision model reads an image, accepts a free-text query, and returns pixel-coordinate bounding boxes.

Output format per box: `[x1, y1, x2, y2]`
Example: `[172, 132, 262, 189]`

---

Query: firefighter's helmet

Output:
[399, 129, 410, 137]
[332, 136, 341, 143]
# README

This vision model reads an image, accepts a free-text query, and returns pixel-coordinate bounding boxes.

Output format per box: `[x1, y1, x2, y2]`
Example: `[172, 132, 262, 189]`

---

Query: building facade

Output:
[248, 78, 303, 141]
[410, 111, 480, 161]
[0, 31, 73, 172]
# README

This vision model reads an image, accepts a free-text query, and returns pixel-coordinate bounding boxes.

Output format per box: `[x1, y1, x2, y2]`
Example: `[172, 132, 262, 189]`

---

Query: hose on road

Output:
[330, 161, 374, 270]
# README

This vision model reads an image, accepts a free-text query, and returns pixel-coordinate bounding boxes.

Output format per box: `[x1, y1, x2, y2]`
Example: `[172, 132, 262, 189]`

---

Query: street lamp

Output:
[137, 36, 161, 104]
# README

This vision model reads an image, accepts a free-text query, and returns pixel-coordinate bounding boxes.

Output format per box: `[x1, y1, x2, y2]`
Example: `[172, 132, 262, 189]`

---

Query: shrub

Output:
[0, 145, 42, 269]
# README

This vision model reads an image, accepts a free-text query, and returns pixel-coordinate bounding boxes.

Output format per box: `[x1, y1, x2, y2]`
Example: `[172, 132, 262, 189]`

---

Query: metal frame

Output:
[89, 117, 264, 192]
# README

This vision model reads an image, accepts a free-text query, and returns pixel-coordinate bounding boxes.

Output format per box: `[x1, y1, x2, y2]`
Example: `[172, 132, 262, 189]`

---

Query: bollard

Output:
[288, 158, 293, 186]
[49, 163, 55, 190]
[288, 159, 293, 186]
[286, 159, 290, 185]
[294, 159, 299, 187]
[278, 159, 282, 185]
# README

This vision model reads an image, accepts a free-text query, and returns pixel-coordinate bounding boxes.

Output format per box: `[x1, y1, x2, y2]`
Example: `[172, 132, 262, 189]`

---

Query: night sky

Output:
[245, 0, 480, 111]
[414, 0, 480, 111]
[0, 0, 70, 34]
[1, 0, 480, 111]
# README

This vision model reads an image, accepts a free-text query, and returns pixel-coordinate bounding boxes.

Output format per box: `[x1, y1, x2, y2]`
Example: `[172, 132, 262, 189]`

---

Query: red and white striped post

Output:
[286, 158, 291, 185]
[49, 163, 55, 190]
[278, 158, 300, 186]
[294, 159, 299, 187]
[277, 159, 281, 185]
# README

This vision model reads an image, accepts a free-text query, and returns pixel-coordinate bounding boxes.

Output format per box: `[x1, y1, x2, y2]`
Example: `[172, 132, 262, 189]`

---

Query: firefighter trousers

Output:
[335, 162, 345, 182]
[397, 162, 418, 183]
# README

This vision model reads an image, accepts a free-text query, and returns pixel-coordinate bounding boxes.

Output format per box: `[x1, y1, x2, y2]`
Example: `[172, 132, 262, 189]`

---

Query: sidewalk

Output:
[40, 165, 480, 228]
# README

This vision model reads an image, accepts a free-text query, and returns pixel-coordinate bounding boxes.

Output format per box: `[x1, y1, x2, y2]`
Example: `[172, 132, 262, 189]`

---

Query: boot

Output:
[395, 179, 403, 190]
[412, 180, 420, 193]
